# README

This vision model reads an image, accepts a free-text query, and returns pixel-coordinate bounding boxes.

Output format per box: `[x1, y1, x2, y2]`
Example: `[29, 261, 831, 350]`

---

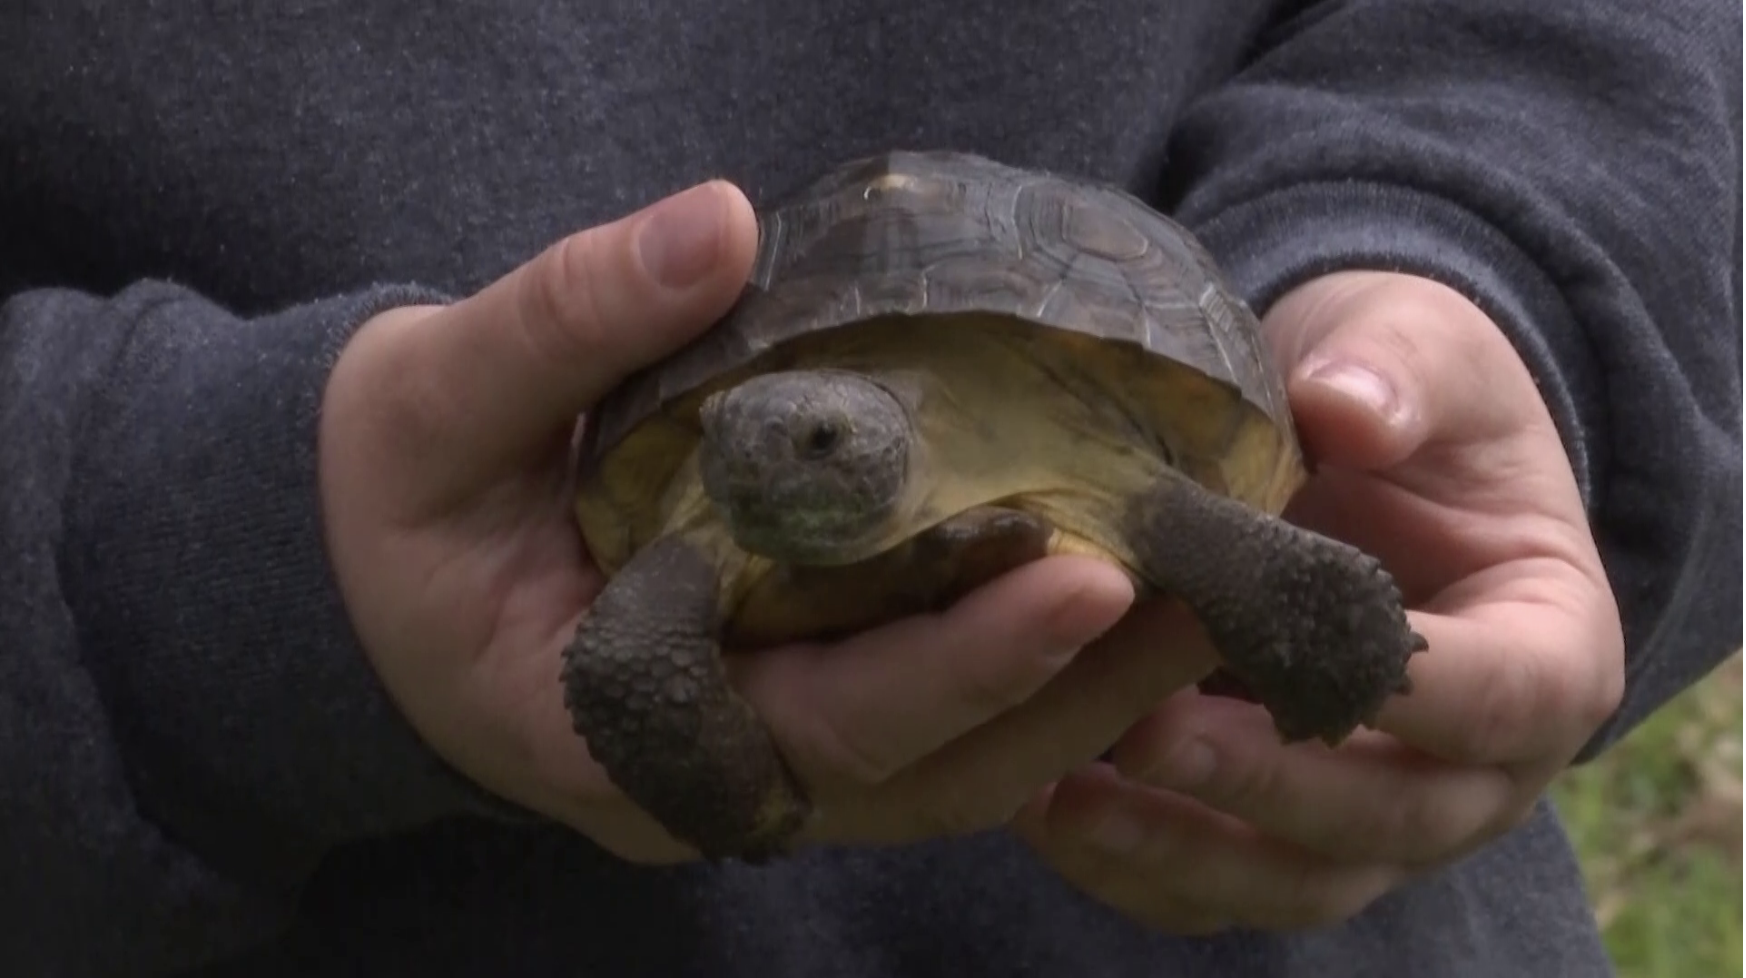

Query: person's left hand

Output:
[1010, 270, 1626, 933]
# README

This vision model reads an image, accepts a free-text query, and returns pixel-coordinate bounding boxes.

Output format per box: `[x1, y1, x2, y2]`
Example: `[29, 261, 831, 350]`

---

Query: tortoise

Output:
[560, 149, 1427, 863]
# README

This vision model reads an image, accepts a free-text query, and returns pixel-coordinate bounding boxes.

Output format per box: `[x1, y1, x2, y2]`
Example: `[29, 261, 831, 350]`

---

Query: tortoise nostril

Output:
[801, 421, 842, 458]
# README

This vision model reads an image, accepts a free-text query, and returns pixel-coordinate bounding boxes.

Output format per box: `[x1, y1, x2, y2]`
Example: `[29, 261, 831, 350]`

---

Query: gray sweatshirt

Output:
[1, 2, 1739, 976]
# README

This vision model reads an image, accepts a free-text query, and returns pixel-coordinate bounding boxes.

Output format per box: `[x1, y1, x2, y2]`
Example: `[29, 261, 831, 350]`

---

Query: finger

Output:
[395, 181, 760, 477]
[1372, 592, 1624, 770]
[856, 597, 1220, 841]
[1109, 691, 1522, 867]
[1019, 765, 1400, 932]
[736, 555, 1135, 791]
[1262, 271, 1538, 470]
[1274, 466, 1463, 605]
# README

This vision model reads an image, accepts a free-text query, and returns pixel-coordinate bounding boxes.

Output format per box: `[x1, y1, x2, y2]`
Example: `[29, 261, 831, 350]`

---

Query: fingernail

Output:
[1145, 739, 1217, 790]
[637, 183, 726, 289]
[1091, 807, 1147, 855]
[1302, 359, 1398, 421]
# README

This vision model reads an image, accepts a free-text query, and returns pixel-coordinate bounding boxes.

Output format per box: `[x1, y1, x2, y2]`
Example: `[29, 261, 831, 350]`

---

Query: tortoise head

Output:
[697, 369, 917, 565]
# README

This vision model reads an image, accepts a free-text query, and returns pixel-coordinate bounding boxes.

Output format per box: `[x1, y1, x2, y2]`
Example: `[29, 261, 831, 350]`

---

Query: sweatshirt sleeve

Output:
[0, 279, 524, 975]
[1160, 0, 1742, 761]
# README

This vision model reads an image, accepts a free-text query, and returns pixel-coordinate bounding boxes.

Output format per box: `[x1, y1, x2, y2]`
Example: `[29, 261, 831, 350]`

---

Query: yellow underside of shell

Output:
[575, 313, 1304, 645]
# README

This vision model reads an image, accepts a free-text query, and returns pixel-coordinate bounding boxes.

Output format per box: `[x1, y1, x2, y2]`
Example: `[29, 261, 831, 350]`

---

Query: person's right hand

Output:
[317, 181, 1218, 862]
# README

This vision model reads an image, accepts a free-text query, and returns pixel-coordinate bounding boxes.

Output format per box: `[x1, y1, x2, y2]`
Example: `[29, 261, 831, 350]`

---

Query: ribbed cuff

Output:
[62, 281, 534, 878]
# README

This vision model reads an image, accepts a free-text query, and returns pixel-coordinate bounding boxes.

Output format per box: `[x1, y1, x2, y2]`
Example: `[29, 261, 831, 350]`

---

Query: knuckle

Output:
[951, 649, 1054, 720]
[1480, 798, 1539, 844]
[516, 231, 620, 365]
[1361, 306, 1438, 395]
[1455, 654, 1540, 764]
[1375, 789, 1471, 863]
[803, 709, 907, 787]
[906, 772, 1028, 839]
[919, 790, 1022, 839]
[1189, 740, 1276, 813]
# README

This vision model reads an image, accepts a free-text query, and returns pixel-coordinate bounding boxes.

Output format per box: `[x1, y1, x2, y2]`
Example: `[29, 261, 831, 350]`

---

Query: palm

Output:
[1263, 272, 1618, 769]
[1010, 270, 1627, 935]
[1285, 423, 1596, 612]
[410, 469, 626, 804]
[322, 373, 623, 823]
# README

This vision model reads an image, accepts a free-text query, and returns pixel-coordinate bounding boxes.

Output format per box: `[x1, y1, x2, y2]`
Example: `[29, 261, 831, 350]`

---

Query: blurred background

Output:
[1552, 649, 1741, 977]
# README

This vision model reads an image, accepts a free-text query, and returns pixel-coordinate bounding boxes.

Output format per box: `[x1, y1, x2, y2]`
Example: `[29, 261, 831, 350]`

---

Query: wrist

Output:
[60, 282, 509, 866]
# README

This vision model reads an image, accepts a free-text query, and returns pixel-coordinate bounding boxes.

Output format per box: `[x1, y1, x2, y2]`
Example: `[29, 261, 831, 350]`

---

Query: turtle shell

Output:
[580, 149, 1296, 487]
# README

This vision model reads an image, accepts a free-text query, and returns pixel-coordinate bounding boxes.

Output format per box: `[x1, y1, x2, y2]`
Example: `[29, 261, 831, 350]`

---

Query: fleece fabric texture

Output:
[1, 2, 1739, 976]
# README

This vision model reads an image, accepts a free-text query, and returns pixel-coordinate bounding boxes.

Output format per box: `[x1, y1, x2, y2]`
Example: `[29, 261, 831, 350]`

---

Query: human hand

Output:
[1012, 270, 1626, 932]
[319, 182, 1208, 863]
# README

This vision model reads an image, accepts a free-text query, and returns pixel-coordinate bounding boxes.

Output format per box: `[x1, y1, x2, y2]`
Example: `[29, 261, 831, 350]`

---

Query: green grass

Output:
[1552, 652, 1743, 978]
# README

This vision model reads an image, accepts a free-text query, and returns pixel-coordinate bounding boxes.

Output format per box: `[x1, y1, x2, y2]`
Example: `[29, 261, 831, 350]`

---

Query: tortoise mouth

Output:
[716, 495, 898, 566]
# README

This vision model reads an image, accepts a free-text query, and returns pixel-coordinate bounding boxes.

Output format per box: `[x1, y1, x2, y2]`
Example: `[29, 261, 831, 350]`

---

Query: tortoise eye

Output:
[802, 421, 842, 457]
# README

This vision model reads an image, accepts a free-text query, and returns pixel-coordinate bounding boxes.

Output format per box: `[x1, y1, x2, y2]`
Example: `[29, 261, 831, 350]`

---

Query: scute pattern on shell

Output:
[581, 150, 1291, 465]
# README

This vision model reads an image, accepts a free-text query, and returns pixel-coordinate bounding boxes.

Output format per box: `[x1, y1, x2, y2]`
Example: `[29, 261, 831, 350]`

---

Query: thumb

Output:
[1263, 271, 1525, 470]
[394, 180, 760, 473]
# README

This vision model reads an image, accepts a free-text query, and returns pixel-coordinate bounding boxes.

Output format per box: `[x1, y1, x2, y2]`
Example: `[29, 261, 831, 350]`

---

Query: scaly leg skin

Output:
[560, 534, 810, 863]
[1127, 473, 1428, 745]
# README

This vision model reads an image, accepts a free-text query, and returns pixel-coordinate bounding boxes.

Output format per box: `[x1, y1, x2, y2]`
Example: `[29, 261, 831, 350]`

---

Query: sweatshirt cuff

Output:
[63, 282, 536, 869]
[1184, 180, 1605, 506]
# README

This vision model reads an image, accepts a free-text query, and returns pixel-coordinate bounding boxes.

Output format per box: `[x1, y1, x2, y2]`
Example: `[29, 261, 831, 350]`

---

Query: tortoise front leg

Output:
[561, 535, 810, 862]
[1126, 473, 1427, 745]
